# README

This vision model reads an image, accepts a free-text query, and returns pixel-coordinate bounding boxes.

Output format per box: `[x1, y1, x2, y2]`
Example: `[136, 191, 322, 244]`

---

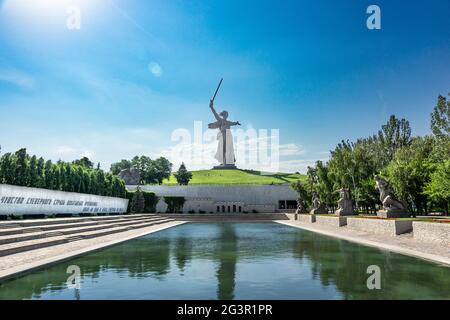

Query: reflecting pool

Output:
[0, 222, 449, 299]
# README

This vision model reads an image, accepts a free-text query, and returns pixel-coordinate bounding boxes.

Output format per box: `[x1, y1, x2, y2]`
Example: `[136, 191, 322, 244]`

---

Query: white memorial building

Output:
[130, 184, 298, 213]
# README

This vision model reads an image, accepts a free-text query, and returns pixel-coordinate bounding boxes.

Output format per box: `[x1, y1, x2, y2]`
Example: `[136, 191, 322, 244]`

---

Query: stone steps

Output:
[0, 215, 173, 257]
[158, 214, 288, 221]
[0, 215, 157, 237]
[0, 217, 168, 245]
[0, 214, 150, 229]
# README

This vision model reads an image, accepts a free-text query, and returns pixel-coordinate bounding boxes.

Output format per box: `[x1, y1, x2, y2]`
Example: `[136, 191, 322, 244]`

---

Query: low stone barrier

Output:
[297, 214, 316, 223]
[346, 217, 412, 236]
[413, 221, 450, 246]
[285, 213, 296, 221]
[315, 215, 347, 227]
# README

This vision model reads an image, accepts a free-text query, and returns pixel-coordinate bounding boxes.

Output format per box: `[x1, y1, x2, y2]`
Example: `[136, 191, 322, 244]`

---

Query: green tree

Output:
[377, 115, 412, 166]
[63, 163, 74, 192]
[424, 160, 450, 215]
[290, 179, 311, 208]
[315, 160, 336, 211]
[72, 156, 94, 169]
[174, 163, 192, 185]
[105, 173, 114, 196]
[28, 155, 38, 187]
[306, 166, 318, 193]
[110, 159, 132, 175]
[385, 136, 434, 215]
[13, 148, 29, 186]
[430, 94, 450, 137]
[89, 170, 98, 194]
[130, 187, 145, 213]
[95, 170, 106, 196]
[131, 155, 155, 184]
[0, 153, 15, 184]
[36, 157, 45, 188]
[152, 157, 173, 184]
[44, 160, 54, 189]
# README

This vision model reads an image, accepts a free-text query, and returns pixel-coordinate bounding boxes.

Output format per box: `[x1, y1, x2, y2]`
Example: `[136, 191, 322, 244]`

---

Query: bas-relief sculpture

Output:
[374, 175, 410, 218]
[335, 188, 356, 216]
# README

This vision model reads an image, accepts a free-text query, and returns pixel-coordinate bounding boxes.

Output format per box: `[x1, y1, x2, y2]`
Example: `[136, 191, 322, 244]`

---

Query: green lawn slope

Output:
[162, 169, 306, 185]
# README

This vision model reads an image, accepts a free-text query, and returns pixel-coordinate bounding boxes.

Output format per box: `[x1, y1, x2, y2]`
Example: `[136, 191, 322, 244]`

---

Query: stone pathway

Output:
[277, 220, 450, 266]
[0, 220, 186, 281]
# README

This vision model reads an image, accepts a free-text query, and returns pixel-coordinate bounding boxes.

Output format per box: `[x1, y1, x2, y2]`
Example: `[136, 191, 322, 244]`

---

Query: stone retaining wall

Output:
[347, 217, 412, 236]
[315, 215, 347, 227]
[413, 221, 450, 246]
[297, 214, 316, 223]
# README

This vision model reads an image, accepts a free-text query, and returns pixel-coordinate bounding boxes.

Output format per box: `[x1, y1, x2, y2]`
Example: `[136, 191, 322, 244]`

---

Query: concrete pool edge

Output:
[276, 220, 450, 267]
[0, 221, 188, 282]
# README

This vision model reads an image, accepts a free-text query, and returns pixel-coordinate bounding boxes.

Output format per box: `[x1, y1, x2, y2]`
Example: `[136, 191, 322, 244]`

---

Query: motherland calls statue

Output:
[335, 188, 355, 216]
[208, 79, 241, 169]
[310, 191, 328, 214]
[374, 175, 410, 218]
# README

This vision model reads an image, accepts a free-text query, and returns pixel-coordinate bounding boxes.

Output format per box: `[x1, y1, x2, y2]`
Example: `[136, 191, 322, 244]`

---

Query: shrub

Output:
[164, 196, 185, 213]
[130, 187, 145, 213]
[142, 191, 159, 213]
[126, 190, 158, 213]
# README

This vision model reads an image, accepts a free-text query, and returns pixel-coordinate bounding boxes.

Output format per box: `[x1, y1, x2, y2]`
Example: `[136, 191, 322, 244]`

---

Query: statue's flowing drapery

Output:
[215, 129, 235, 165]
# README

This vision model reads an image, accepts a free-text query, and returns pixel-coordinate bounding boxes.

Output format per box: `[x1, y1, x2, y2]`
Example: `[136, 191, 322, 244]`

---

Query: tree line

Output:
[111, 156, 193, 185]
[0, 150, 126, 198]
[292, 94, 450, 215]
[111, 156, 173, 185]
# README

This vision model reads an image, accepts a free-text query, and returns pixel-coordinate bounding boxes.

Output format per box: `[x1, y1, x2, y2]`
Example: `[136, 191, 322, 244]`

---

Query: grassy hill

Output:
[162, 169, 306, 185]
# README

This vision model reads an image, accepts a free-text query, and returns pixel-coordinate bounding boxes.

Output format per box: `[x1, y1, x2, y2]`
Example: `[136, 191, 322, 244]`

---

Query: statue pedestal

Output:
[335, 208, 356, 216]
[377, 210, 410, 218]
[212, 164, 237, 170]
[310, 207, 328, 215]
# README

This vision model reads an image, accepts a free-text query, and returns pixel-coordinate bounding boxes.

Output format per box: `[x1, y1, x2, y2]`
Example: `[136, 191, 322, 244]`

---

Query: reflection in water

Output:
[0, 222, 449, 300]
[215, 224, 237, 299]
[74, 288, 80, 300]
[174, 237, 193, 273]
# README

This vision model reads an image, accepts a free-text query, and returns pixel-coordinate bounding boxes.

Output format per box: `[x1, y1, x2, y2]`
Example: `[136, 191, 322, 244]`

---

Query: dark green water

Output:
[0, 222, 449, 299]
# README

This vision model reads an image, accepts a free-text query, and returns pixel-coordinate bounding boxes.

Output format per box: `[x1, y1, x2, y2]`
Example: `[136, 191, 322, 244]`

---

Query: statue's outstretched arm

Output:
[230, 121, 241, 126]
[209, 100, 221, 121]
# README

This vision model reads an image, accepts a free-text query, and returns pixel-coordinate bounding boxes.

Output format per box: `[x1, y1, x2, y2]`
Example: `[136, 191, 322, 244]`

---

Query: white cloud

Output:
[0, 127, 164, 170]
[0, 69, 35, 88]
[157, 129, 307, 173]
[278, 159, 326, 174]
[55, 145, 76, 156]
[279, 143, 305, 156]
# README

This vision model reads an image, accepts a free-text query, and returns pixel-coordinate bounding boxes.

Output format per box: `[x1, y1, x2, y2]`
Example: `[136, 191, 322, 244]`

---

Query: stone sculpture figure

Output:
[295, 197, 308, 214]
[310, 191, 328, 215]
[374, 175, 410, 218]
[208, 100, 241, 168]
[208, 79, 241, 169]
[118, 168, 140, 185]
[335, 188, 355, 216]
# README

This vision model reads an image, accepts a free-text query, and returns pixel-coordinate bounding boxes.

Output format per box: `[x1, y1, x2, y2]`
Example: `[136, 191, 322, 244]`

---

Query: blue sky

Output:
[0, 0, 449, 172]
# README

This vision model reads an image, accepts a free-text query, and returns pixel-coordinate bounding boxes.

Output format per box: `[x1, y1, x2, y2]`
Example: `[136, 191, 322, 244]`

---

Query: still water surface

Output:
[0, 222, 449, 299]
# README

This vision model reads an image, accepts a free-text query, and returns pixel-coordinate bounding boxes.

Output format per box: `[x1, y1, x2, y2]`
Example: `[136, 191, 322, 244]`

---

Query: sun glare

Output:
[1, 0, 99, 32]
